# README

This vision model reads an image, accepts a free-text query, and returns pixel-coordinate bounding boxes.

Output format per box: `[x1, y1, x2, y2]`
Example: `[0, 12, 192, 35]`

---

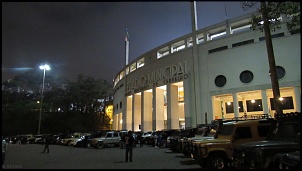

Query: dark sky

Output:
[2, 2, 259, 83]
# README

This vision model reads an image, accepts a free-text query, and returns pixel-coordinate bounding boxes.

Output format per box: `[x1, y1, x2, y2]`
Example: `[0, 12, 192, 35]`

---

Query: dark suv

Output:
[233, 112, 300, 169]
[273, 150, 300, 169]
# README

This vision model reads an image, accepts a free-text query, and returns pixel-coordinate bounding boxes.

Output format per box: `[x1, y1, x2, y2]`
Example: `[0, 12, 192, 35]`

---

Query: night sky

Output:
[2, 2, 259, 83]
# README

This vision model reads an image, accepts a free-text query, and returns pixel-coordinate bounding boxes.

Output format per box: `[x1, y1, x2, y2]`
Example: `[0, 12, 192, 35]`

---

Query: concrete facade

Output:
[112, 11, 301, 132]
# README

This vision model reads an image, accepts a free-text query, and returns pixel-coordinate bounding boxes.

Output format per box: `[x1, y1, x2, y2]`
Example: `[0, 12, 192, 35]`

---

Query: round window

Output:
[215, 75, 227, 87]
[240, 70, 254, 83]
[269, 66, 286, 80]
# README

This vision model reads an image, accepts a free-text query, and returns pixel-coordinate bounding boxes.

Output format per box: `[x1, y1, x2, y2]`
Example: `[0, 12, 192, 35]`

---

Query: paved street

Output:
[3, 144, 202, 169]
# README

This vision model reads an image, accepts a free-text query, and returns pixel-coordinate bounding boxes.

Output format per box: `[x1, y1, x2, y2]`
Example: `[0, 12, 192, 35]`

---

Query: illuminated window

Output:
[137, 58, 144, 68]
[210, 31, 226, 40]
[178, 86, 184, 102]
[270, 96, 294, 110]
[225, 101, 244, 113]
[119, 71, 124, 80]
[130, 63, 136, 73]
[246, 99, 263, 112]
[171, 40, 185, 53]
[157, 46, 169, 59]
[125, 67, 129, 75]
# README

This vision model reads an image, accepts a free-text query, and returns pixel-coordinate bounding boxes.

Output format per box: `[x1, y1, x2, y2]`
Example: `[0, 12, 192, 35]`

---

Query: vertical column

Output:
[133, 94, 141, 132]
[242, 98, 247, 117]
[261, 90, 270, 115]
[232, 93, 239, 118]
[183, 78, 193, 128]
[112, 114, 116, 130]
[118, 114, 122, 130]
[190, 1, 201, 127]
[122, 96, 128, 130]
[294, 86, 301, 112]
[126, 96, 132, 131]
[152, 87, 165, 131]
[167, 84, 179, 129]
[142, 91, 152, 132]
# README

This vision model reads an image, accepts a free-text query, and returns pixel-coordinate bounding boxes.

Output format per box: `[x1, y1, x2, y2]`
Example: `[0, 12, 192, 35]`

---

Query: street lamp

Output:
[38, 64, 50, 135]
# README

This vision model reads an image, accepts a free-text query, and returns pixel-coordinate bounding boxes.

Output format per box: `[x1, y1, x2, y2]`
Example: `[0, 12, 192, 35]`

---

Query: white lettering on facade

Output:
[126, 61, 187, 94]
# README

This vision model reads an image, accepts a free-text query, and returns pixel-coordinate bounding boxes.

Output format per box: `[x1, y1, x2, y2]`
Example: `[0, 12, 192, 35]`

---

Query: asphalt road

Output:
[3, 143, 202, 169]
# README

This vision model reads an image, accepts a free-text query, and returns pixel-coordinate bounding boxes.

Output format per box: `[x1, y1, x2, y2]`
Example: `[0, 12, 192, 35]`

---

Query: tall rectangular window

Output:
[226, 101, 244, 113]
[270, 96, 294, 110]
[246, 99, 263, 112]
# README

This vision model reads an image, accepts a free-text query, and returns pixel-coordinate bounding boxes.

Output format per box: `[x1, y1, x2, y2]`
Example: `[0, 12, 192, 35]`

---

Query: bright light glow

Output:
[39, 64, 50, 70]
[251, 99, 255, 103]
[120, 119, 123, 124]
[227, 102, 231, 105]
[279, 97, 283, 101]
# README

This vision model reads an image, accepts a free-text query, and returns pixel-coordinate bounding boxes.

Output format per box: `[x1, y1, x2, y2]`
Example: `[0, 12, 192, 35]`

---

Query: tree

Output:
[2, 71, 113, 136]
[242, 1, 300, 115]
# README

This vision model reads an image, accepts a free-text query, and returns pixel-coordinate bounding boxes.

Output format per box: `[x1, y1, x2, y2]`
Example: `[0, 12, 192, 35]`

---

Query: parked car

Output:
[168, 128, 197, 152]
[73, 135, 91, 148]
[273, 151, 300, 169]
[232, 112, 300, 169]
[90, 131, 126, 149]
[34, 134, 44, 144]
[191, 118, 272, 169]
[141, 131, 156, 144]
[2, 138, 7, 165]
[61, 133, 82, 146]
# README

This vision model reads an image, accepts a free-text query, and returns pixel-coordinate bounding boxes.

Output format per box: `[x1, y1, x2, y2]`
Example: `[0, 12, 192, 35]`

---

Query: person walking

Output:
[42, 136, 50, 153]
[138, 132, 143, 147]
[124, 130, 134, 162]
[120, 133, 125, 149]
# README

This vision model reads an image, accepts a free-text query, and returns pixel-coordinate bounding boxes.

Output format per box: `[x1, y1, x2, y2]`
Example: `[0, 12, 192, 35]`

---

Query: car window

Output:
[114, 133, 119, 137]
[234, 127, 252, 139]
[257, 125, 271, 137]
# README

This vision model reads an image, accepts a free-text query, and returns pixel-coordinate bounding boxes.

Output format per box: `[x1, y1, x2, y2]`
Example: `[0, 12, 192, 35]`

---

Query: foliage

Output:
[242, 2, 300, 32]
[2, 72, 113, 136]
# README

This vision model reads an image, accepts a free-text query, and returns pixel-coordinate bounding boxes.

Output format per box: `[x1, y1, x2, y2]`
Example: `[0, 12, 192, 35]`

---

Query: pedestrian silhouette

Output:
[42, 136, 50, 153]
[124, 130, 134, 162]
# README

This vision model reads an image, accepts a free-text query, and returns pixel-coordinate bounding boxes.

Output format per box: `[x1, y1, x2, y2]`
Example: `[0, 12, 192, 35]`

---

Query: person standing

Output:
[42, 136, 50, 153]
[137, 132, 143, 147]
[120, 133, 125, 149]
[124, 130, 134, 162]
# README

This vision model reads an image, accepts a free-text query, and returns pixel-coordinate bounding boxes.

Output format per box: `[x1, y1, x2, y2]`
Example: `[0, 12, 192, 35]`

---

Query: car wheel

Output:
[67, 141, 72, 146]
[75, 142, 81, 147]
[96, 142, 104, 149]
[207, 153, 228, 169]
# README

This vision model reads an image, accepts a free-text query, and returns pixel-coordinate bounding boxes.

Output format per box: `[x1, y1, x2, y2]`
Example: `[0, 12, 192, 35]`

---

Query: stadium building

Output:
[112, 8, 301, 132]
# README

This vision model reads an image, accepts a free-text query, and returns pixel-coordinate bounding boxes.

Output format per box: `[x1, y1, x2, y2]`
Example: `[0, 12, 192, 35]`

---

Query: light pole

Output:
[38, 64, 50, 135]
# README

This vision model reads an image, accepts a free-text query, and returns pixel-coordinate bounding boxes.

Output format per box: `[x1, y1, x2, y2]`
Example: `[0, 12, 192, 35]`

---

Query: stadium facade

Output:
[112, 10, 301, 132]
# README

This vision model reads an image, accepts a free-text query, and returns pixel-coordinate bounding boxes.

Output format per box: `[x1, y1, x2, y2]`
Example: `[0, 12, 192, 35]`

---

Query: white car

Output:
[2, 139, 7, 165]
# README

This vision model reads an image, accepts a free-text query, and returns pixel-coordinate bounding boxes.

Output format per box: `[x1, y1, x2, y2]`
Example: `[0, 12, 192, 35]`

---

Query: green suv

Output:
[191, 118, 272, 169]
